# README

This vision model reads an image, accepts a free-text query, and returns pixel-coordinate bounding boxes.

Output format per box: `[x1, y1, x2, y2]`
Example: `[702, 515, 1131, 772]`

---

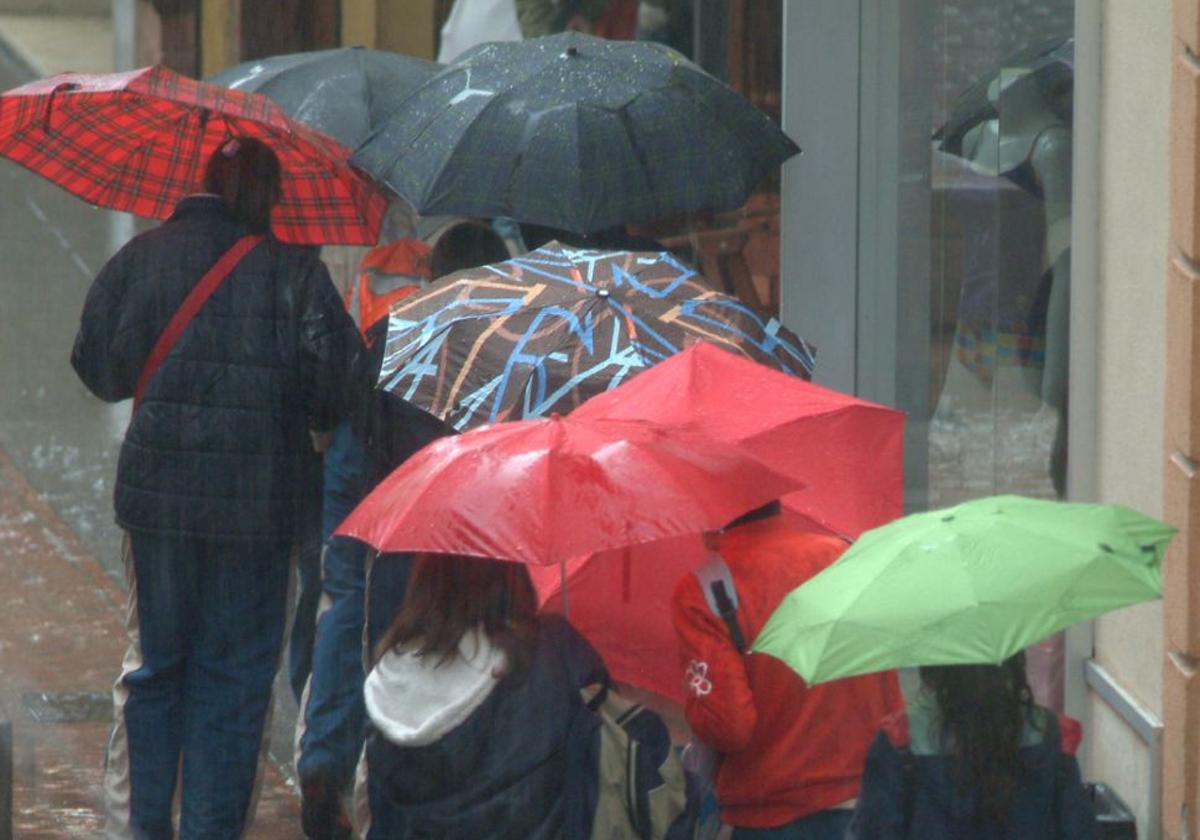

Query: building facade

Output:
[127, 0, 1198, 835]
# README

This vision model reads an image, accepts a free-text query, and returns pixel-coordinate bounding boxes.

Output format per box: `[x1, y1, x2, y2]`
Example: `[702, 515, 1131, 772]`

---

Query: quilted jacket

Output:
[71, 195, 362, 542]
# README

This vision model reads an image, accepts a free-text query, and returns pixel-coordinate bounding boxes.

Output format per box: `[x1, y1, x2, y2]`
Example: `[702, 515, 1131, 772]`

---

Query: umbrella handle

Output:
[42, 82, 79, 134]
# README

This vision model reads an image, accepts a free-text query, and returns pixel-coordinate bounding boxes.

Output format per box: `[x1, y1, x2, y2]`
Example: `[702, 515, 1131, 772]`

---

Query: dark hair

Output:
[429, 221, 510, 278]
[202, 137, 282, 233]
[918, 654, 1036, 826]
[374, 553, 538, 679]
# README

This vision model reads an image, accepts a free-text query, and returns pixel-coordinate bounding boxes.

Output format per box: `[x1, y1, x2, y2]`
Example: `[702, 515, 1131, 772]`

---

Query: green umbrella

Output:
[753, 494, 1173, 685]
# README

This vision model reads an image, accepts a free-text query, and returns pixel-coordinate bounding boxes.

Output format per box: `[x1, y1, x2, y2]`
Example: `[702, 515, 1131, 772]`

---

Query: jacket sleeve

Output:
[670, 574, 757, 753]
[845, 731, 906, 840]
[294, 254, 365, 433]
[71, 246, 139, 402]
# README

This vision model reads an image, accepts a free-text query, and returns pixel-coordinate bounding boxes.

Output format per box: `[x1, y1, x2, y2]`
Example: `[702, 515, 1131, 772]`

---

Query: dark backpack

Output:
[565, 676, 694, 840]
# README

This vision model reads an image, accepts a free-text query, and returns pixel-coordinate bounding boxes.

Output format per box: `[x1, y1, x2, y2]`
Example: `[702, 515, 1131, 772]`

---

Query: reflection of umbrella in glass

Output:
[353, 31, 800, 234]
[378, 242, 815, 431]
[754, 494, 1172, 685]
[335, 414, 802, 567]
[0, 66, 388, 244]
[936, 37, 1074, 157]
[207, 47, 440, 149]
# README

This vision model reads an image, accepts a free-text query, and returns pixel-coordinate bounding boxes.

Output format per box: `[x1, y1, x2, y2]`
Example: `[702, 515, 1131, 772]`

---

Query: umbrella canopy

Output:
[378, 242, 815, 431]
[528, 343, 901, 700]
[207, 47, 440, 149]
[0, 65, 388, 244]
[352, 31, 800, 234]
[572, 340, 903, 538]
[754, 495, 1173, 685]
[335, 414, 802, 566]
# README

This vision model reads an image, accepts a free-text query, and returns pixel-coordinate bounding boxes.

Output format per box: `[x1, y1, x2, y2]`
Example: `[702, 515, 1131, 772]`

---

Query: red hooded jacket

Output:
[672, 517, 904, 828]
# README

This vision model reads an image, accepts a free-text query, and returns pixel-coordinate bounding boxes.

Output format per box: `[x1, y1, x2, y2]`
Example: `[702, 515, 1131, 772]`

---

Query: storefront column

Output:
[1164, 3, 1200, 836]
[375, 0, 436, 59]
[199, 0, 237, 76]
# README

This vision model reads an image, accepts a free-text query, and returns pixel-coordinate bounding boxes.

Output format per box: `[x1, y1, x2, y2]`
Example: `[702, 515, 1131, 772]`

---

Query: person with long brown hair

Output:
[359, 552, 604, 839]
[847, 654, 1096, 839]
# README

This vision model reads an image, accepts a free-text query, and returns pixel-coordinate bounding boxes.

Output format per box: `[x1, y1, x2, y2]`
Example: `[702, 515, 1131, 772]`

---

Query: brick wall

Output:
[1165, 1, 1200, 836]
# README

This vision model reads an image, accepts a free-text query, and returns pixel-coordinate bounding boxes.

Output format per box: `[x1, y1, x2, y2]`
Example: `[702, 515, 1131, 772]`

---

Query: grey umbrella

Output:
[352, 32, 800, 234]
[207, 46, 440, 149]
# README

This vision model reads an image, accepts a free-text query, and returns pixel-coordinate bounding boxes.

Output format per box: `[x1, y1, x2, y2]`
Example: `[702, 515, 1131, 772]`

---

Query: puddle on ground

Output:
[22, 691, 111, 724]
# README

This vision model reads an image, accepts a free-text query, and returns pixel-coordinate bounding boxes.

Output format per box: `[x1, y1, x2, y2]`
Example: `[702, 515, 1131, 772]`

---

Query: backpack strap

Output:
[692, 553, 747, 653]
[134, 234, 264, 410]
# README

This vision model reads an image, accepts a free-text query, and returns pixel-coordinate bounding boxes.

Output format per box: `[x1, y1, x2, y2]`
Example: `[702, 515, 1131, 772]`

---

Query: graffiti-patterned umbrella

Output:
[378, 242, 815, 431]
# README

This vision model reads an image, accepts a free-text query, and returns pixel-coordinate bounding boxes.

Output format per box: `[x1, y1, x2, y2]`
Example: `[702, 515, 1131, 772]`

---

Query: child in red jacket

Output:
[672, 502, 904, 838]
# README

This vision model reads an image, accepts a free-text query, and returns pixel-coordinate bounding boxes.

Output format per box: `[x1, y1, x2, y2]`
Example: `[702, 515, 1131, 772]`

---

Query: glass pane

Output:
[879, 0, 1075, 706]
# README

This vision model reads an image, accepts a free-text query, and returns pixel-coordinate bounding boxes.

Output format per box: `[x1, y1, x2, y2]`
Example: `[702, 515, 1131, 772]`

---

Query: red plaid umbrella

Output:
[0, 65, 387, 244]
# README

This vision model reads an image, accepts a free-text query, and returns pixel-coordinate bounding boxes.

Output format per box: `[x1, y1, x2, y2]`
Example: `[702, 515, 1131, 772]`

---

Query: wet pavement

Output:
[0, 44, 301, 837]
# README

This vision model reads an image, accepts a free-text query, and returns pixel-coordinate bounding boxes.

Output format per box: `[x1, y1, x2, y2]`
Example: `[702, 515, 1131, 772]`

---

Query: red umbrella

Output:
[572, 340, 905, 538]
[0, 66, 387, 244]
[335, 414, 801, 567]
[546, 341, 905, 701]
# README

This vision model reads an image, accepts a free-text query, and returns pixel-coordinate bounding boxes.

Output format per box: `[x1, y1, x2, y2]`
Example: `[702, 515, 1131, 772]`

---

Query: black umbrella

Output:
[352, 32, 800, 234]
[207, 46, 440, 149]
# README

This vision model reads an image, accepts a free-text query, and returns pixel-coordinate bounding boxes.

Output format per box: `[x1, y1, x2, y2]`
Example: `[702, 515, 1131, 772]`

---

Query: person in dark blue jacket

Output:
[360, 552, 603, 839]
[846, 653, 1097, 840]
[71, 137, 362, 840]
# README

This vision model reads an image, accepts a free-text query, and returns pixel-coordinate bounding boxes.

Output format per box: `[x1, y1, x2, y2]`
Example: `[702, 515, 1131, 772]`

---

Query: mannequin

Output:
[931, 69, 1072, 710]
[961, 71, 1071, 415]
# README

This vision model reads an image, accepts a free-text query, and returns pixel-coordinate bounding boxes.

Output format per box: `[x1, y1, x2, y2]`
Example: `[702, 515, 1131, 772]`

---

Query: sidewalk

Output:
[0, 12, 312, 837]
[0, 446, 302, 837]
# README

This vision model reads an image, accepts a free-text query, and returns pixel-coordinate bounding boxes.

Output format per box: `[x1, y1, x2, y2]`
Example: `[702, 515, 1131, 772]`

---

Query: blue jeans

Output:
[119, 530, 290, 840]
[297, 422, 373, 788]
[731, 810, 853, 840]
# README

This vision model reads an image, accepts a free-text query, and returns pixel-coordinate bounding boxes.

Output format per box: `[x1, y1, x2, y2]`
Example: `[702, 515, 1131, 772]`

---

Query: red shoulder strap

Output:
[134, 235, 264, 410]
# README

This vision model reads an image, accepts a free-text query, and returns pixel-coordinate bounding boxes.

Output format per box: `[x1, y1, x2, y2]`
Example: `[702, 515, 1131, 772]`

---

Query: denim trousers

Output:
[116, 530, 290, 840]
[296, 422, 419, 790]
[297, 422, 372, 788]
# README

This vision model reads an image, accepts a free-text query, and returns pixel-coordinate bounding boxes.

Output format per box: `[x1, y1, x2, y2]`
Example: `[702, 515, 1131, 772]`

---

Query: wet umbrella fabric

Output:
[334, 414, 802, 566]
[572, 340, 903, 539]
[0, 65, 388, 244]
[352, 31, 800, 234]
[378, 242, 815, 431]
[529, 342, 902, 701]
[207, 47, 440, 149]
[754, 494, 1172, 685]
